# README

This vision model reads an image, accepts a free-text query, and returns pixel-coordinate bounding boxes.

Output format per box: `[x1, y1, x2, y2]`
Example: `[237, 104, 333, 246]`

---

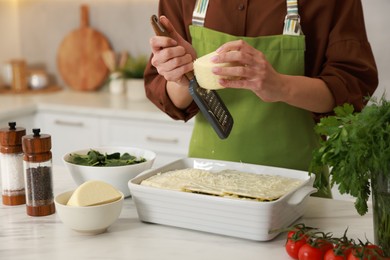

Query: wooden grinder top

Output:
[22, 128, 52, 162]
[0, 122, 26, 154]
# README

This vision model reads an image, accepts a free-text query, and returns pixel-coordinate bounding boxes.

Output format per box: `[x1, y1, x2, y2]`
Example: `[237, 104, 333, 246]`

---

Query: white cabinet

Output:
[100, 118, 193, 167]
[0, 112, 36, 131]
[37, 111, 100, 165]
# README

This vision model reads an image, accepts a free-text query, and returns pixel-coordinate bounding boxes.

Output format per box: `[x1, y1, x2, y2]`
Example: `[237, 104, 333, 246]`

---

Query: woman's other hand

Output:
[212, 40, 334, 113]
[211, 40, 286, 102]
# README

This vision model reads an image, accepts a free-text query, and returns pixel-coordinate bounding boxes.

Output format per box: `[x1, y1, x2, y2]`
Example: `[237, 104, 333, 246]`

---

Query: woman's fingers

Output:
[211, 40, 287, 102]
[154, 54, 193, 82]
[149, 15, 196, 86]
[216, 40, 253, 54]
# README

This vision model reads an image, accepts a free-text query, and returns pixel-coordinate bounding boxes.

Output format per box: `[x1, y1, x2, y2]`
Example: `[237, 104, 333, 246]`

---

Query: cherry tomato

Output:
[285, 224, 315, 259]
[317, 239, 334, 253]
[286, 237, 307, 259]
[347, 244, 385, 260]
[298, 244, 325, 260]
[298, 240, 333, 260]
[324, 250, 345, 260]
[285, 229, 310, 259]
[324, 248, 352, 260]
[324, 242, 354, 260]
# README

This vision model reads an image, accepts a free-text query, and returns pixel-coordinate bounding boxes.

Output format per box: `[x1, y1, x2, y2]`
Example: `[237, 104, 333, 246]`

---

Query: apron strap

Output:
[192, 0, 209, 27]
[192, 0, 302, 35]
[283, 0, 302, 35]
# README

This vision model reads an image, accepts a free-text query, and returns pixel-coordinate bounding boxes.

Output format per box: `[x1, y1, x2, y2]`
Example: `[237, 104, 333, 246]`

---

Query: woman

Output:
[144, 0, 378, 197]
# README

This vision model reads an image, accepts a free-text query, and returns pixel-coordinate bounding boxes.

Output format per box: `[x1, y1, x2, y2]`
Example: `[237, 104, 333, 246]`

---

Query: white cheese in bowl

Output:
[67, 180, 122, 207]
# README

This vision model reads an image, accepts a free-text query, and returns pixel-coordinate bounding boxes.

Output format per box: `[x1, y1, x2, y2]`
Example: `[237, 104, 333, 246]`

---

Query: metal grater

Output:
[150, 15, 234, 139]
[189, 79, 233, 139]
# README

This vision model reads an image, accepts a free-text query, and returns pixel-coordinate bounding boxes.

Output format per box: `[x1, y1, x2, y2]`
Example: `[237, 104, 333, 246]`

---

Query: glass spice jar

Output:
[22, 128, 55, 216]
[0, 122, 26, 206]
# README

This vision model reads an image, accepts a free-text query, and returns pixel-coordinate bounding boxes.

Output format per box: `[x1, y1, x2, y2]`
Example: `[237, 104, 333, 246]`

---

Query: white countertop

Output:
[0, 165, 374, 260]
[0, 89, 177, 122]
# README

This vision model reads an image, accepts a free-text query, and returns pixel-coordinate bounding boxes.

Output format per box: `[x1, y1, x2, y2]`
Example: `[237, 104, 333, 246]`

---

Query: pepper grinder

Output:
[0, 122, 26, 205]
[22, 128, 55, 216]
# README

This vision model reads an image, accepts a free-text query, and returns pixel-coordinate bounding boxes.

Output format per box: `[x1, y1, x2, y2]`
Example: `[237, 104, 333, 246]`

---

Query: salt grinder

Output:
[0, 122, 26, 206]
[22, 128, 55, 216]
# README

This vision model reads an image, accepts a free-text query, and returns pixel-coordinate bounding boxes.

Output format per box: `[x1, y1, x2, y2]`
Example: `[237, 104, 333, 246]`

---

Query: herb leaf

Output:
[68, 149, 146, 167]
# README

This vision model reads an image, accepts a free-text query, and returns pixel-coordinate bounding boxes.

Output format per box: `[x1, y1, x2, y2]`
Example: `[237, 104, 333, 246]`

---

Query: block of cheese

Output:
[193, 51, 239, 90]
[67, 180, 122, 207]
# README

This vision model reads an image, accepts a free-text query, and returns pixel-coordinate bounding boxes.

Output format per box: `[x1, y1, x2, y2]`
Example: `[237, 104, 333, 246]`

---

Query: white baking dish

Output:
[128, 158, 316, 241]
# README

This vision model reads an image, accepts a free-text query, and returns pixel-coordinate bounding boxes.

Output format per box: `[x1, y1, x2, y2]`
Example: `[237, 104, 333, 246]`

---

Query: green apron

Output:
[187, 3, 331, 198]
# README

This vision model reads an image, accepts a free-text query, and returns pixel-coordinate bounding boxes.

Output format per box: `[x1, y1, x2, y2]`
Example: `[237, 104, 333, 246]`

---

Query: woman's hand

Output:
[212, 40, 335, 113]
[149, 16, 196, 88]
[211, 40, 287, 103]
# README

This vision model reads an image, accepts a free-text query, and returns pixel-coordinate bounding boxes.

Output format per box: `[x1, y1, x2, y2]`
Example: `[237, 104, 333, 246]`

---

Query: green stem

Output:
[372, 173, 390, 256]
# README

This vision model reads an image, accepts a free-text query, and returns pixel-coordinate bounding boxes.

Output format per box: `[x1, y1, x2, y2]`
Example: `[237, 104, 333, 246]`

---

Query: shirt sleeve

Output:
[317, 40, 378, 116]
[307, 0, 378, 118]
[144, 0, 199, 122]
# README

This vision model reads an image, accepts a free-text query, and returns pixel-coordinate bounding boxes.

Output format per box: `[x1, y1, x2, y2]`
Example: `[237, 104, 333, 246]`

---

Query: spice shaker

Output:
[22, 128, 55, 216]
[0, 122, 26, 206]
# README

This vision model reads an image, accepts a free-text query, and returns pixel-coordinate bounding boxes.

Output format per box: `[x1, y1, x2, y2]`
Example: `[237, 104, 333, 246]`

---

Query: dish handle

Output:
[287, 186, 317, 206]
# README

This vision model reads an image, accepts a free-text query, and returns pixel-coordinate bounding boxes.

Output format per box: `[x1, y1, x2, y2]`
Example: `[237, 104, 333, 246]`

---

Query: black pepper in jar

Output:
[22, 128, 55, 216]
[25, 166, 53, 206]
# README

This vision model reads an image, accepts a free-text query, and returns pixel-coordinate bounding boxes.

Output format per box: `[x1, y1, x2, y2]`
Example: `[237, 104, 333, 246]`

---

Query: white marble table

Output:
[0, 166, 374, 260]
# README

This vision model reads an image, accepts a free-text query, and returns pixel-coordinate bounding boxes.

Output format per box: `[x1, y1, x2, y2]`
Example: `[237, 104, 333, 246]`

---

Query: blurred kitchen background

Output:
[0, 0, 157, 91]
[0, 0, 388, 96]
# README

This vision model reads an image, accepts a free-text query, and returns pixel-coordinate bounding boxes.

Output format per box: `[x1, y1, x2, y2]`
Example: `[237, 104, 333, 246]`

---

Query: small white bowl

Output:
[54, 190, 124, 235]
[63, 147, 156, 197]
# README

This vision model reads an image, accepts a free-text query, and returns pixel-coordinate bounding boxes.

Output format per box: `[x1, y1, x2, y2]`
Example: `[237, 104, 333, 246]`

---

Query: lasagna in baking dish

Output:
[140, 168, 303, 201]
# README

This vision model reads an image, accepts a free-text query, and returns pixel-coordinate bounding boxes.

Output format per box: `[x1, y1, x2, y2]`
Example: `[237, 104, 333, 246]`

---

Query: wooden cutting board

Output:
[57, 5, 112, 91]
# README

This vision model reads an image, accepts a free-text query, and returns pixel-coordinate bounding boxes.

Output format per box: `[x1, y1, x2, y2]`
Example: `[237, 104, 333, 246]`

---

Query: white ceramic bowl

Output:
[63, 147, 156, 197]
[54, 190, 124, 235]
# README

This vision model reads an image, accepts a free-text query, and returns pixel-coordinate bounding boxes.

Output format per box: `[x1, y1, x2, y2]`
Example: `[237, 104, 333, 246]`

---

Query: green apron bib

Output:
[187, 7, 331, 198]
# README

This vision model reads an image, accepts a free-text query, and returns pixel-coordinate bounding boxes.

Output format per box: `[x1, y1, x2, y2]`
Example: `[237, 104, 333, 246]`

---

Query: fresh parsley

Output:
[310, 97, 390, 216]
[68, 149, 146, 167]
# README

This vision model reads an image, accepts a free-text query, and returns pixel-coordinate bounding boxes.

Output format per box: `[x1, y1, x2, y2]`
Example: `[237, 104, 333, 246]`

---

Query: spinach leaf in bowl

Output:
[68, 149, 146, 167]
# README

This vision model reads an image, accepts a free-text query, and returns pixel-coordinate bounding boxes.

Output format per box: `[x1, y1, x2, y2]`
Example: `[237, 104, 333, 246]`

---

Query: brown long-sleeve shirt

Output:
[144, 0, 378, 122]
